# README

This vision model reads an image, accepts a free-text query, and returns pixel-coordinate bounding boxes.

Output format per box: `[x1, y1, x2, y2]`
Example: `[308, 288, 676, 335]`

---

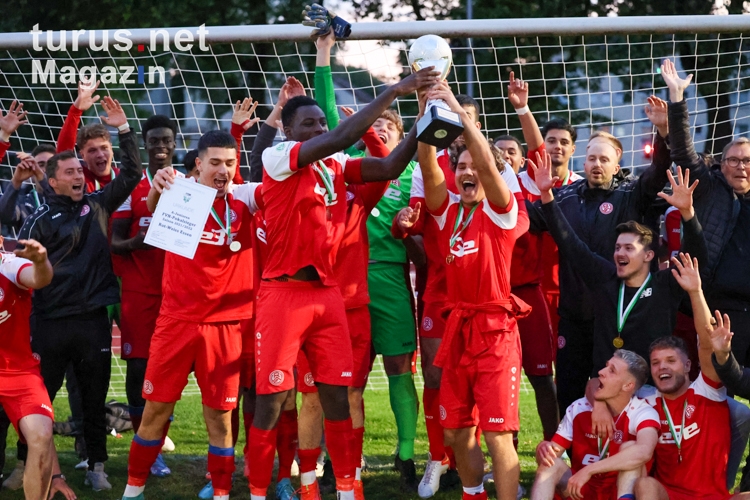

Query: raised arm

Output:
[508, 71, 543, 152]
[632, 95, 673, 217]
[14, 239, 53, 289]
[656, 166, 707, 266]
[670, 252, 720, 383]
[295, 67, 440, 168]
[0, 156, 42, 228]
[530, 151, 615, 286]
[57, 80, 100, 153]
[230, 97, 260, 184]
[710, 315, 750, 399]
[97, 97, 142, 213]
[359, 125, 418, 182]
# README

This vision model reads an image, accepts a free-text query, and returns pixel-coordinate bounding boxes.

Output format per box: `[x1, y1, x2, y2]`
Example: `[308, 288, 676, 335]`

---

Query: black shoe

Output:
[394, 456, 418, 492]
[439, 468, 460, 491]
[320, 459, 335, 495]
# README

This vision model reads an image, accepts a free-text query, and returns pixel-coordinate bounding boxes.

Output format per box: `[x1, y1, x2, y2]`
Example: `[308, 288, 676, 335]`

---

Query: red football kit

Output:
[643, 373, 731, 500]
[112, 171, 178, 359]
[392, 149, 457, 340]
[552, 396, 660, 499]
[0, 253, 54, 430]
[297, 180, 388, 393]
[429, 181, 530, 432]
[256, 142, 364, 395]
[143, 182, 261, 410]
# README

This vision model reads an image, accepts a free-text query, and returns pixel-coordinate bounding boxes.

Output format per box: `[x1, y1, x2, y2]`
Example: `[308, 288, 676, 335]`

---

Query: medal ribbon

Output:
[313, 160, 335, 205]
[145, 167, 155, 187]
[94, 168, 116, 191]
[31, 188, 40, 208]
[662, 398, 688, 458]
[597, 407, 626, 460]
[209, 196, 232, 246]
[617, 274, 652, 333]
[449, 203, 479, 250]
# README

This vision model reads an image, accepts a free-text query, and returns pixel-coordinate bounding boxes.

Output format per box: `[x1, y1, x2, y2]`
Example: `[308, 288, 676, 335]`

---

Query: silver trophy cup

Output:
[408, 35, 464, 149]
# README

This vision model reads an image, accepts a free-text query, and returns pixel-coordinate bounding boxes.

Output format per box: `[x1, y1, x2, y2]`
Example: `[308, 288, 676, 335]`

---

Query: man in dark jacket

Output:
[18, 96, 141, 492]
[0, 145, 54, 234]
[526, 129, 671, 413]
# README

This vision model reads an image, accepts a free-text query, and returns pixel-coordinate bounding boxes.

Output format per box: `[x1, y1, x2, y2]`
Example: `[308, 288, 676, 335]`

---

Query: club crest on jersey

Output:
[439, 405, 447, 421]
[449, 237, 478, 258]
[599, 202, 614, 214]
[230, 209, 238, 222]
[558, 336, 567, 349]
[0, 288, 4, 302]
[269, 370, 285, 386]
[304, 373, 315, 387]
[123, 343, 132, 355]
[32, 352, 40, 361]
[613, 430, 624, 444]
[685, 404, 696, 419]
[346, 191, 355, 202]
[143, 380, 154, 394]
[80, 205, 90, 216]
[422, 317, 434, 331]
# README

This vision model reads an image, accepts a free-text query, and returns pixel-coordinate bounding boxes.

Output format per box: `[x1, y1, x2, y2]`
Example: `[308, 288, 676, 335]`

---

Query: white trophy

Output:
[408, 35, 464, 149]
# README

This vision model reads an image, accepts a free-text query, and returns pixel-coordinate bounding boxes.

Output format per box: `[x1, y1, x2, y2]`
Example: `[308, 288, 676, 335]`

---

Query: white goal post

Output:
[1, 15, 749, 395]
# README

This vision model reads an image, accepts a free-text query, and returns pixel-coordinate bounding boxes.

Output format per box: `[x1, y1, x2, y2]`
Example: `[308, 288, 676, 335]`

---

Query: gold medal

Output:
[230, 241, 241, 252]
[446, 255, 455, 264]
[613, 337, 624, 348]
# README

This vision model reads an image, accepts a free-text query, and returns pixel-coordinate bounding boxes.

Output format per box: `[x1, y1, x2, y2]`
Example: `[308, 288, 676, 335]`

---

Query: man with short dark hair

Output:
[18, 96, 141, 491]
[183, 149, 200, 179]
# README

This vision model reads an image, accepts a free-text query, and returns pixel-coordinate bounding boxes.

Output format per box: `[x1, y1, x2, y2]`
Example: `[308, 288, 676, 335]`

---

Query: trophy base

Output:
[416, 105, 464, 149]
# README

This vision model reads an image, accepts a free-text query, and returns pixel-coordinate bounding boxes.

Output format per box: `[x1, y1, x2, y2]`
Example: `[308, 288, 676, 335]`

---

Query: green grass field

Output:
[1, 386, 543, 500]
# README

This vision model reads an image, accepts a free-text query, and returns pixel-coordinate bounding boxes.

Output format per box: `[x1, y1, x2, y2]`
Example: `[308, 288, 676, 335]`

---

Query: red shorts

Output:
[240, 318, 256, 390]
[144, 315, 243, 410]
[296, 305, 374, 393]
[578, 479, 617, 500]
[120, 290, 162, 360]
[544, 291, 561, 337]
[420, 300, 447, 339]
[439, 329, 521, 432]
[662, 486, 730, 500]
[0, 369, 54, 433]
[513, 284, 555, 376]
[254, 281, 353, 395]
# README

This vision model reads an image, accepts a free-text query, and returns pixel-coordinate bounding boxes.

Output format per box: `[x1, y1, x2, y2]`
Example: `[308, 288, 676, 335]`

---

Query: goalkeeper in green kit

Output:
[307, 6, 423, 490]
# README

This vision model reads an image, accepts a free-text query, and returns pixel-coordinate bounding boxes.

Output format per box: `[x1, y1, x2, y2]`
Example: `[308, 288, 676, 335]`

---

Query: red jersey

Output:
[0, 253, 35, 372]
[112, 171, 177, 295]
[430, 185, 528, 305]
[252, 210, 268, 299]
[553, 396, 660, 491]
[261, 142, 363, 286]
[664, 206, 682, 260]
[643, 373, 731, 500]
[161, 183, 261, 322]
[336, 183, 388, 309]
[402, 149, 457, 304]
[515, 144, 582, 291]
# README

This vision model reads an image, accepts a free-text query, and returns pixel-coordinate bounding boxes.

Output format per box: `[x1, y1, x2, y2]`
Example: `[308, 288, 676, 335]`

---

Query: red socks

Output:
[276, 409, 299, 481]
[324, 418, 356, 487]
[352, 426, 365, 470]
[423, 388, 446, 461]
[127, 435, 162, 486]
[298, 446, 321, 479]
[208, 446, 235, 494]
[247, 425, 278, 494]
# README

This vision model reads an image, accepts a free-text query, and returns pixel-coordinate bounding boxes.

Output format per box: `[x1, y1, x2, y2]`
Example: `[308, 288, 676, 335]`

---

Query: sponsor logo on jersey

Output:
[143, 380, 154, 394]
[582, 453, 600, 465]
[439, 405, 447, 421]
[449, 237, 478, 258]
[269, 370, 284, 386]
[641, 288, 652, 298]
[123, 343, 132, 355]
[384, 186, 401, 201]
[52, 213, 62, 219]
[422, 317, 434, 332]
[225, 397, 237, 403]
[140, 197, 148, 201]
[41, 404, 53, 413]
[80, 205, 90, 216]
[488, 417, 505, 424]
[0, 310, 10, 324]
[304, 373, 315, 387]
[558, 336, 567, 349]
[256, 228, 267, 244]
[139, 216, 152, 228]
[658, 422, 700, 444]
[599, 202, 614, 215]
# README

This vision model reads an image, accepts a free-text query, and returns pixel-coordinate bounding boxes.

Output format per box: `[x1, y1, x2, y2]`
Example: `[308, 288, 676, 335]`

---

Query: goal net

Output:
[0, 16, 748, 396]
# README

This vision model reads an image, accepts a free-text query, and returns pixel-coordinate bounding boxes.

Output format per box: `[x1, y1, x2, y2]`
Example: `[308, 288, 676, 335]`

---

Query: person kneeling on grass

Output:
[531, 349, 658, 500]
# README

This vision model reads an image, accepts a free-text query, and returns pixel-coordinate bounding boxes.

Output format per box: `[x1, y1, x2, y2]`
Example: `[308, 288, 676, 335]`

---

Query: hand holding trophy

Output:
[408, 35, 464, 149]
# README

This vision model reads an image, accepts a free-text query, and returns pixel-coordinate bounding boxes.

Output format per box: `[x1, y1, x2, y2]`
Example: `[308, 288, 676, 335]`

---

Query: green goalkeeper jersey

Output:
[366, 164, 414, 264]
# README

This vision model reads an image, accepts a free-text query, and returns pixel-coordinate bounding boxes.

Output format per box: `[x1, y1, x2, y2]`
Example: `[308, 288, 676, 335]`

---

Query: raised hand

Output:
[11, 155, 42, 189]
[0, 100, 28, 141]
[151, 167, 176, 193]
[232, 97, 260, 131]
[508, 71, 529, 110]
[277, 76, 306, 109]
[392, 67, 441, 97]
[426, 81, 463, 113]
[340, 106, 355, 118]
[100, 97, 128, 129]
[14, 239, 48, 265]
[528, 151, 559, 201]
[709, 310, 733, 364]
[315, 29, 336, 51]
[74, 79, 101, 111]
[644, 95, 668, 137]
[661, 59, 693, 103]
[657, 166, 698, 218]
[670, 252, 701, 294]
[397, 202, 421, 230]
